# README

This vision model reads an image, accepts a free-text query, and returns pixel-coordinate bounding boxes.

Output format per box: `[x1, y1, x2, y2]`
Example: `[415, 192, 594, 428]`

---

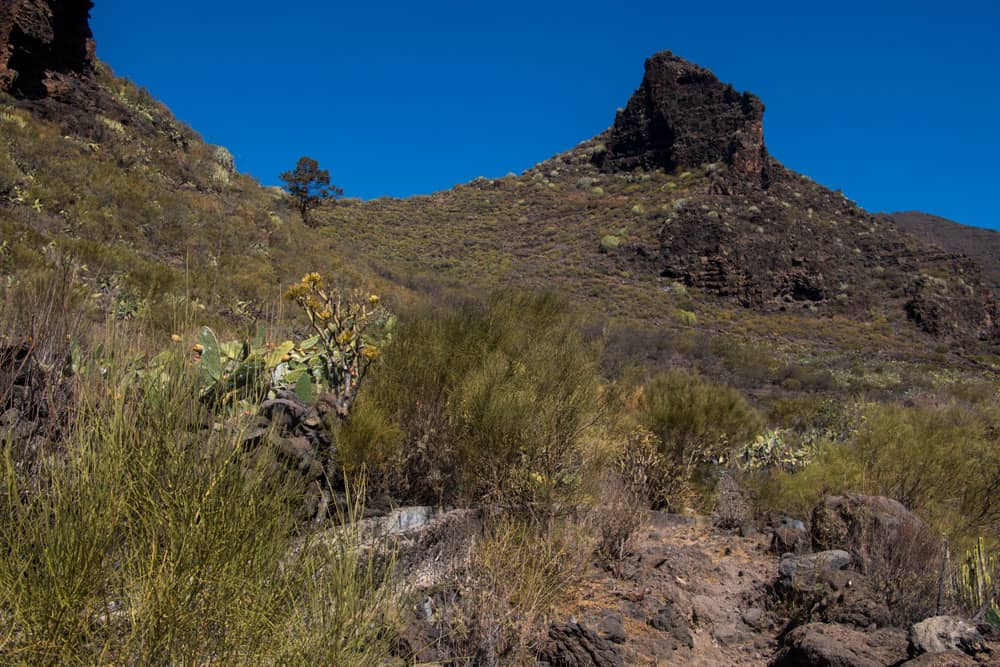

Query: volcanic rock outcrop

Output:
[597, 51, 771, 187]
[0, 0, 95, 99]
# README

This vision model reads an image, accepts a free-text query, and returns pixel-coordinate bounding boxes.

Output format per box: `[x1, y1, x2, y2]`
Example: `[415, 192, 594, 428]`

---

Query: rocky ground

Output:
[380, 496, 1000, 666]
[554, 512, 779, 666]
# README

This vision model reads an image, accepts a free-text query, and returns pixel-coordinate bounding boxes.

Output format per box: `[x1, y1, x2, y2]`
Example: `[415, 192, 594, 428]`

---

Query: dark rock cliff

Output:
[597, 51, 771, 188]
[0, 0, 95, 100]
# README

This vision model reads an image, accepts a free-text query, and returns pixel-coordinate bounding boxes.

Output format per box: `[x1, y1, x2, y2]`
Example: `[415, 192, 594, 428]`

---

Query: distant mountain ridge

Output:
[887, 211, 1000, 296]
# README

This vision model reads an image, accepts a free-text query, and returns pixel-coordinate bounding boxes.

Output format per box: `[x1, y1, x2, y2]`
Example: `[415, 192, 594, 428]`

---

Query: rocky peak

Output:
[0, 0, 95, 100]
[597, 51, 771, 187]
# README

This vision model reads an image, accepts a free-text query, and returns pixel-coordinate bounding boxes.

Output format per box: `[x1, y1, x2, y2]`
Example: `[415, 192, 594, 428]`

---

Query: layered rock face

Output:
[597, 51, 771, 187]
[0, 0, 95, 99]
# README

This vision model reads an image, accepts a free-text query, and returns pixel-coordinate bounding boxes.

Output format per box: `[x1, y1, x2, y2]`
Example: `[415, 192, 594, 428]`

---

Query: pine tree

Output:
[279, 156, 343, 224]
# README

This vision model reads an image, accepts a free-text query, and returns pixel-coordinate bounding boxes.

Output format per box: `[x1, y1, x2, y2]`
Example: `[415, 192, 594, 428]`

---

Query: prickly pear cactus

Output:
[182, 274, 391, 416]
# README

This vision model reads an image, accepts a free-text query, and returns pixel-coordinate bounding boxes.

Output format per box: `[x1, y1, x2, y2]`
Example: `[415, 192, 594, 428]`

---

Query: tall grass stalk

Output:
[0, 336, 396, 665]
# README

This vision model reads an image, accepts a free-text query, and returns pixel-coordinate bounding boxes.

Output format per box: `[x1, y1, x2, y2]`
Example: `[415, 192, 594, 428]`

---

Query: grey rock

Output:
[596, 613, 626, 644]
[691, 594, 729, 626]
[908, 616, 988, 658]
[647, 602, 694, 650]
[713, 622, 751, 646]
[779, 550, 852, 586]
[742, 607, 765, 629]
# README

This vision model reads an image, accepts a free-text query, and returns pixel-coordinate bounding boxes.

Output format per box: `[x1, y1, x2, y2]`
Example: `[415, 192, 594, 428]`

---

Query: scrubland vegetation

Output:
[2, 253, 998, 663]
[2, 60, 999, 664]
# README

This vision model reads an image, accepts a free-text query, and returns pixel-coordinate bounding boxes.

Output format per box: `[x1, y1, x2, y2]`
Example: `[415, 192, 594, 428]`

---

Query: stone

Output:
[647, 602, 694, 650]
[811, 494, 929, 557]
[776, 552, 893, 629]
[778, 550, 852, 586]
[899, 650, 980, 666]
[0, 0, 95, 99]
[596, 613, 626, 644]
[538, 622, 624, 667]
[742, 607, 765, 629]
[691, 594, 729, 626]
[713, 622, 752, 646]
[772, 516, 811, 555]
[771, 623, 909, 667]
[908, 616, 988, 658]
[596, 50, 771, 188]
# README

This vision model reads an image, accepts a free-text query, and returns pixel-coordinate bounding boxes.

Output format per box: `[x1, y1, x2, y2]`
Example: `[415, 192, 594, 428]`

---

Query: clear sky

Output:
[91, 1, 1000, 230]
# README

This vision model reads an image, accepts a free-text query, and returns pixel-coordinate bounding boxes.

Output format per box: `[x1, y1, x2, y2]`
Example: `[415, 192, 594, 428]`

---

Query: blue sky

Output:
[92, 1, 1000, 230]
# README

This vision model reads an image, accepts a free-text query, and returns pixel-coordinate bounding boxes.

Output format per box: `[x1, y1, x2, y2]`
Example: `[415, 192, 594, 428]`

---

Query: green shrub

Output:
[631, 369, 763, 510]
[344, 290, 605, 510]
[756, 401, 1000, 544]
[599, 234, 622, 252]
[0, 344, 396, 664]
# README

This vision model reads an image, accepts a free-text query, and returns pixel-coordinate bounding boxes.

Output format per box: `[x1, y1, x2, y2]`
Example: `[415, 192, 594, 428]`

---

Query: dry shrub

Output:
[341, 290, 605, 511]
[635, 369, 762, 511]
[857, 511, 945, 626]
[589, 471, 647, 571]
[433, 516, 587, 666]
[714, 471, 752, 530]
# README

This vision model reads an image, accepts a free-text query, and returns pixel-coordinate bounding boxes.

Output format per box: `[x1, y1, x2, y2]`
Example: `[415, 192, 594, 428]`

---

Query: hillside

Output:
[1, 0, 387, 337]
[888, 211, 1000, 295]
[324, 52, 999, 350]
[3, 4, 1000, 666]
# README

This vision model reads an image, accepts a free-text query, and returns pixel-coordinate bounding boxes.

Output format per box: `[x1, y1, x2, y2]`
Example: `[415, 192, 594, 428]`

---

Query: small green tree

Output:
[280, 156, 343, 224]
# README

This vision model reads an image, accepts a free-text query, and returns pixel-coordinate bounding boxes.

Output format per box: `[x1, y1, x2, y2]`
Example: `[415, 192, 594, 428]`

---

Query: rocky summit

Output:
[597, 51, 771, 188]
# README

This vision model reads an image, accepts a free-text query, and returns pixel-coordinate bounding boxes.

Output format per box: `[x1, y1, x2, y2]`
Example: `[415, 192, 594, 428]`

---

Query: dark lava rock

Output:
[597, 50, 771, 188]
[0, 0, 95, 99]
[647, 602, 694, 651]
[778, 550, 852, 586]
[908, 616, 989, 658]
[771, 622, 908, 667]
[596, 613, 626, 644]
[776, 549, 893, 630]
[538, 622, 624, 667]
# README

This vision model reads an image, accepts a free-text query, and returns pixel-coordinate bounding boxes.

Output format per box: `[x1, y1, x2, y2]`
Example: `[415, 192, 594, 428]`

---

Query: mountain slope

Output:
[0, 0, 389, 332]
[322, 51, 999, 347]
[1, 2, 997, 371]
[887, 211, 1000, 295]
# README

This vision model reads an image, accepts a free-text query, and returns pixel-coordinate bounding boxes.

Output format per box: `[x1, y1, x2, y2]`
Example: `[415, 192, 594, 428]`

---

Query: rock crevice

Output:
[0, 0, 95, 99]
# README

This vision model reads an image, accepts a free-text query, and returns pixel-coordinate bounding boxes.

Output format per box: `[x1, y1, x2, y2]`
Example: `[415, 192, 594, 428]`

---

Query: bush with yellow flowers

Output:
[282, 272, 391, 418]
[175, 273, 391, 415]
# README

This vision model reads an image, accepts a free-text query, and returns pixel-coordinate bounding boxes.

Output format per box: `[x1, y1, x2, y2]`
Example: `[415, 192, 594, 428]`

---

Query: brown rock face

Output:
[598, 51, 771, 187]
[0, 0, 95, 99]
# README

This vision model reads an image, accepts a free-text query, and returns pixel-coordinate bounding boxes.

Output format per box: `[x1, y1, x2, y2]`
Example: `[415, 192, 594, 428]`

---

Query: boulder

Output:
[776, 551, 892, 629]
[773, 517, 811, 555]
[811, 494, 941, 578]
[908, 616, 988, 658]
[538, 622, 624, 667]
[771, 623, 908, 667]
[778, 550, 852, 586]
[812, 495, 925, 554]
